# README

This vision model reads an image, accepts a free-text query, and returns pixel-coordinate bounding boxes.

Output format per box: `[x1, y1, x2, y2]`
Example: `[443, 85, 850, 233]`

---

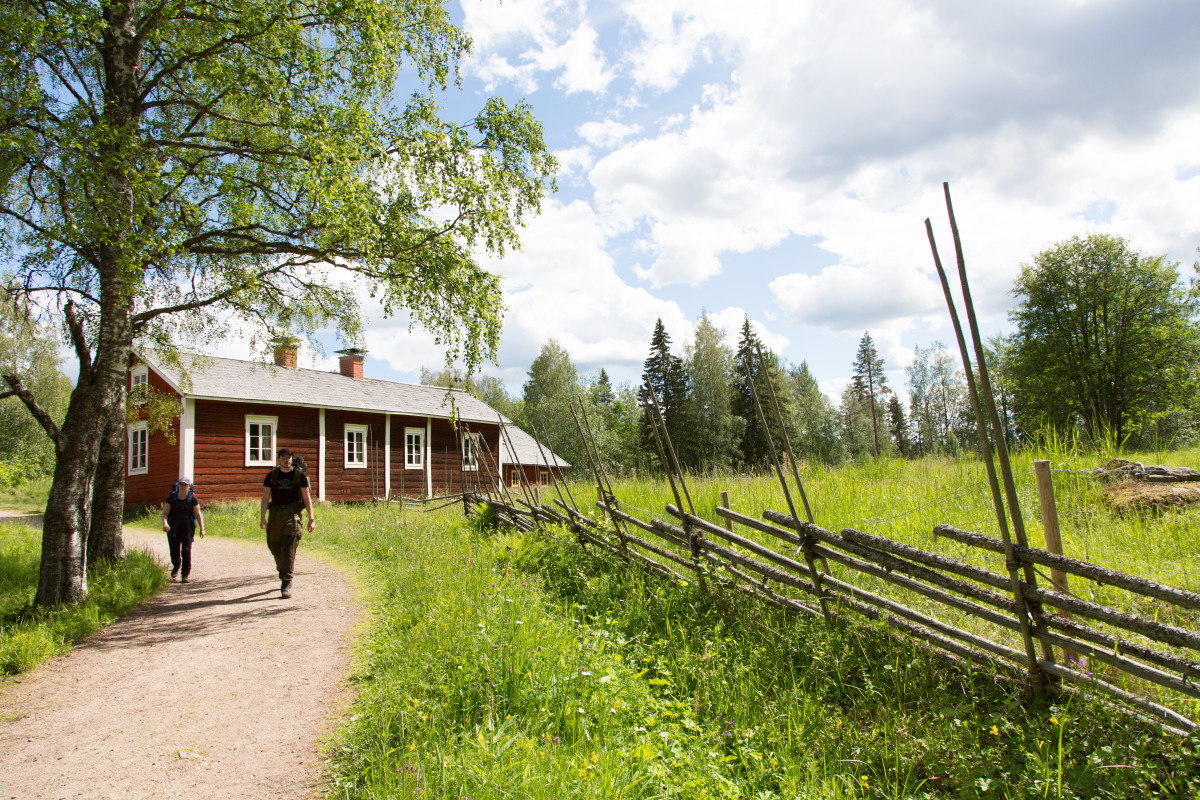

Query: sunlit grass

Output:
[175, 450, 1200, 799]
[0, 520, 168, 676]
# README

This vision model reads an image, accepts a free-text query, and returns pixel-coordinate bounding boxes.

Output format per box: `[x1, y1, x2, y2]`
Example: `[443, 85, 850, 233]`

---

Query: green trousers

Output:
[266, 504, 303, 582]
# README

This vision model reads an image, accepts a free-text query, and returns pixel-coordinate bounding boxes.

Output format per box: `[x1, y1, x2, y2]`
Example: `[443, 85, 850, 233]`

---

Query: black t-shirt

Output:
[165, 493, 198, 523]
[264, 468, 309, 507]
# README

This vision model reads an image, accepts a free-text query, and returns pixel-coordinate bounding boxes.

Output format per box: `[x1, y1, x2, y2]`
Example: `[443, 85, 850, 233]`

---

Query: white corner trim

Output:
[384, 413, 392, 499]
[318, 408, 326, 502]
[179, 397, 195, 481]
[425, 417, 432, 497]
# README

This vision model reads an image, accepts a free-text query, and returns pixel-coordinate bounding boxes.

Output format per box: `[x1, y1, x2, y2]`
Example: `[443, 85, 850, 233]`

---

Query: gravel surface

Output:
[0, 524, 364, 800]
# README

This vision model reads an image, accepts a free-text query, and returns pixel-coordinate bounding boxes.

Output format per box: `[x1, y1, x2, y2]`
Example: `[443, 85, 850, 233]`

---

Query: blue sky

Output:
[218, 0, 1200, 403]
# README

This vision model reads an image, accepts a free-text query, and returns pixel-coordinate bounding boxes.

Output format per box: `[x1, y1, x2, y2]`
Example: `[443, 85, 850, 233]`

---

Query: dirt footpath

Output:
[0, 525, 364, 800]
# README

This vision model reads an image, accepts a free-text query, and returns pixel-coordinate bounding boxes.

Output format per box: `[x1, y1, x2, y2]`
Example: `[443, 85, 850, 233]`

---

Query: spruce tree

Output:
[731, 318, 794, 468]
[640, 319, 693, 469]
[887, 393, 911, 458]
[851, 332, 888, 457]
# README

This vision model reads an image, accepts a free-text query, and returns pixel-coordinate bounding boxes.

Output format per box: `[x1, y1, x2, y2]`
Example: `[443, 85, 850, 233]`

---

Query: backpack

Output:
[169, 480, 196, 503]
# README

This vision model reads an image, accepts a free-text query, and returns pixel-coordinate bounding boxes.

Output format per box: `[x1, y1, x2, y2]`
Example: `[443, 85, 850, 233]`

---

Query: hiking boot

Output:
[171, 567, 179, 579]
[281, 580, 292, 599]
[181, 576, 189, 583]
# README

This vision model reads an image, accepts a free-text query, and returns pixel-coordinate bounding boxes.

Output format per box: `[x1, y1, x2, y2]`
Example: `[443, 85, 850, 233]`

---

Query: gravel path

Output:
[0, 523, 364, 800]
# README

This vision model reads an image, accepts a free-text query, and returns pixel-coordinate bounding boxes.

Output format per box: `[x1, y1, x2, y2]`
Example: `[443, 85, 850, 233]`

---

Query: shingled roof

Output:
[499, 425, 570, 469]
[137, 350, 569, 467]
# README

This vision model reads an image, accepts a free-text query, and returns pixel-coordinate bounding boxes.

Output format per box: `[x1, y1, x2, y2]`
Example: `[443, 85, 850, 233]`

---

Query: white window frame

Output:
[540, 470, 550, 487]
[462, 432, 481, 472]
[345, 424, 368, 469]
[509, 470, 520, 488]
[127, 422, 148, 475]
[404, 427, 424, 469]
[245, 415, 277, 467]
[130, 365, 149, 405]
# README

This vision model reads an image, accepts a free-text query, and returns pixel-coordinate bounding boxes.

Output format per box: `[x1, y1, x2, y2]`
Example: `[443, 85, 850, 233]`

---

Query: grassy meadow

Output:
[182, 440, 1200, 799]
[3, 441, 1200, 797]
[0, 516, 167, 675]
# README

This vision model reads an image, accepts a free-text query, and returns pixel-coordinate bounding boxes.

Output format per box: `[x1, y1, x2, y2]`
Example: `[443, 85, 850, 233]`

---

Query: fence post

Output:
[720, 491, 732, 532]
[1034, 459, 1078, 664]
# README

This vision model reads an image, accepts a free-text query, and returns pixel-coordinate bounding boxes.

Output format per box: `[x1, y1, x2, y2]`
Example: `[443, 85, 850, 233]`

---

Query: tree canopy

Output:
[0, 0, 555, 604]
[1005, 234, 1200, 441]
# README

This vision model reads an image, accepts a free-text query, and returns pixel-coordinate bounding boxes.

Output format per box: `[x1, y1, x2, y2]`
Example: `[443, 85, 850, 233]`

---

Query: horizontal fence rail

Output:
[463, 485, 1200, 736]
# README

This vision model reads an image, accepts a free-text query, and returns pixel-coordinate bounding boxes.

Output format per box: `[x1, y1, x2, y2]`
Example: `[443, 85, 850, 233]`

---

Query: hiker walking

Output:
[162, 477, 205, 583]
[260, 448, 316, 599]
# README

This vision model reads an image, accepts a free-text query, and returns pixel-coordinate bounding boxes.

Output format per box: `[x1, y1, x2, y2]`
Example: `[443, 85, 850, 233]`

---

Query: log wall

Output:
[124, 367, 182, 508]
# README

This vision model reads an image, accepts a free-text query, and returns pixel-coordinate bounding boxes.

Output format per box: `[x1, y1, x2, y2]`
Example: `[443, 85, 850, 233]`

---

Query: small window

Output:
[509, 470, 520, 488]
[127, 422, 148, 475]
[540, 470, 549, 487]
[245, 416, 277, 467]
[345, 424, 367, 468]
[130, 365, 149, 405]
[462, 432, 481, 471]
[404, 427, 424, 469]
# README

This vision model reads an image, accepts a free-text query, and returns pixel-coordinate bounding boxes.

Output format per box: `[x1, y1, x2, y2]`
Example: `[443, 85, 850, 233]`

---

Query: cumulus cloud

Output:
[577, 120, 643, 148]
[770, 263, 942, 331]
[477, 199, 693, 380]
[461, 0, 614, 94]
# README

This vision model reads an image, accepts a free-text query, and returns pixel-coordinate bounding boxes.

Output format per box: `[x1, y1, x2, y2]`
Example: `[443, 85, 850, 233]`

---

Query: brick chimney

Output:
[273, 343, 298, 368]
[337, 348, 366, 379]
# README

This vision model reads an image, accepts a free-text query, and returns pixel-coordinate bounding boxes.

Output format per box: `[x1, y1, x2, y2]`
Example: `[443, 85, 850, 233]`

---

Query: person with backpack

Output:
[161, 477, 205, 583]
[259, 448, 316, 599]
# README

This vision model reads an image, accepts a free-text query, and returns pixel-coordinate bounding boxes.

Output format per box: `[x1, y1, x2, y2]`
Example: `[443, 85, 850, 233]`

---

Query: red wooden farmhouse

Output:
[123, 346, 568, 509]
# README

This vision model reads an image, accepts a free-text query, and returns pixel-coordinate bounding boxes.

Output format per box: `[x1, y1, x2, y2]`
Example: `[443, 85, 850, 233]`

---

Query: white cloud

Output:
[706, 307, 790, 353]
[577, 120, 643, 148]
[770, 262, 941, 331]
[461, 0, 614, 94]
[478, 199, 693, 383]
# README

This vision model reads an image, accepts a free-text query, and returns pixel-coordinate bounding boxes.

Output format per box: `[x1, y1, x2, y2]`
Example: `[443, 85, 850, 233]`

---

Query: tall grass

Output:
[0, 519, 168, 675]
[187, 454, 1200, 799]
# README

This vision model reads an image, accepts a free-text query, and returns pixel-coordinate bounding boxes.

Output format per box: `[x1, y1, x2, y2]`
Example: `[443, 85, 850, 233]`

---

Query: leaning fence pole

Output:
[642, 387, 707, 590]
[1033, 459, 1078, 664]
[535, 419, 581, 512]
[753, 342, 818, 526]
[741, 347, 833, 623]
[528, 418, 572, 514]
[943, 182, 1055, 668]
[498, 418, 545, 528]
[753, 342, 832, 576]
[925, 217, 1047, 684]
[570, 400, 632, 556]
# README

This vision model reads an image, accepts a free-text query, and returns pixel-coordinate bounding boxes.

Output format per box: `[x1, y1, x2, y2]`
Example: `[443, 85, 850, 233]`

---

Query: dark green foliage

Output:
[419, 366, 523, 422]
[887, 392, 911, 457]
[640, 319, 694, 469]
[731, 318, 794, 468]
[0, 293, 71, 480]
[850, 331, 888, 457]
[521, 339, 585, 473]
[683, 314, 742, 472]
[786, 360, 844, 464]
[1006, 234, 1200, 443]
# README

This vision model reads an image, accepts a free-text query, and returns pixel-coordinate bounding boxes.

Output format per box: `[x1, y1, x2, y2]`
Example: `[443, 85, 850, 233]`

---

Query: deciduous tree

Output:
[684, 314, 740, 472]
[1006, 234, 1200, 441]
[0, 0, 554, 604]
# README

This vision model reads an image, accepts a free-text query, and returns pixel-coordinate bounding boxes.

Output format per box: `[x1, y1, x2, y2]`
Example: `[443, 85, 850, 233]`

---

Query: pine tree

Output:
[640, 319, 693, 469]
[887, 393, 911, 458]
[851, 332, 888, 457]
[731, 318, 794, 468]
